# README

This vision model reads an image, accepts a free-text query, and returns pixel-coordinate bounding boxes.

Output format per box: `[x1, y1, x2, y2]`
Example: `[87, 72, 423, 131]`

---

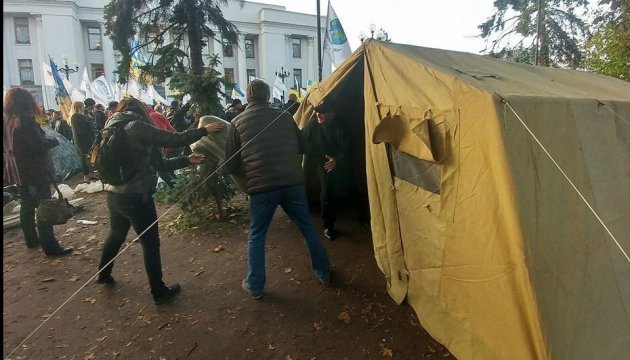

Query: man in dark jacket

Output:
[225, 79, 331, 299]
[302, 100, 351, 240]
[94, 103, 107, 132]
[166, 100, 193, 132]
[51, 110, 73, 142]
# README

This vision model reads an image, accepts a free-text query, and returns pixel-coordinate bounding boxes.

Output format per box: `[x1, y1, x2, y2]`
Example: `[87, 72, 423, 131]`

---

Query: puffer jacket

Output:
[225, 101, 305, 195]
[104, 111, 208, 196]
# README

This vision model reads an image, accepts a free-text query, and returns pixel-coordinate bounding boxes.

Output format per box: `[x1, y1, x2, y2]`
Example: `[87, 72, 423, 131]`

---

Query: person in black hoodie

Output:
[96, 97, 224, 305]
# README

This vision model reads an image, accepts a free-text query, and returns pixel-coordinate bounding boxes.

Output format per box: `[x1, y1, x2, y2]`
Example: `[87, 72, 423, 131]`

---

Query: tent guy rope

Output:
[502, 99, 630, 265]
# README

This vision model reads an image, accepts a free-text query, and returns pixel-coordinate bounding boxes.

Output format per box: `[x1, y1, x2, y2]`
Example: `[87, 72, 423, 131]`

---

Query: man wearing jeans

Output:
[225, 79, 331, 299]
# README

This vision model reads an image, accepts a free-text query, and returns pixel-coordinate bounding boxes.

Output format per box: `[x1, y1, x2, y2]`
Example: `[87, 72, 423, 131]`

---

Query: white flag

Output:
[91, 76, 114, 105]
[149, 85, 168, 104]
[80, 68, 93, 98]
[324, 1, 352, 68]
[272, 75, 286, 101]
[42, 62, 55, 86]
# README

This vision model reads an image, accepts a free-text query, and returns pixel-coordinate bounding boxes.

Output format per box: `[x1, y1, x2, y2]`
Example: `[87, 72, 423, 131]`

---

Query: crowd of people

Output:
[3, 81, 364, 305]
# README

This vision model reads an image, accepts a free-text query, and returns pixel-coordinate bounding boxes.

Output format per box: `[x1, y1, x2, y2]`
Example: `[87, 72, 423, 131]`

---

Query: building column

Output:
[307, 37, 314, 87]
[101, 21, 116, 88]
[35, 15, 51, 108]
[236, 34, 247, 88]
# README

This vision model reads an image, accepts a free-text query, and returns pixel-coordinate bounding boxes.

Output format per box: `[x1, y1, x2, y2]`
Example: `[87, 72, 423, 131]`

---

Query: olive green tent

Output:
[294, 40, 630, 360]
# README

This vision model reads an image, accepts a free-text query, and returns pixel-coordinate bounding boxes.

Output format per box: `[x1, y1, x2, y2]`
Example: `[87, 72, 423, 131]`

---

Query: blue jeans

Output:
[245, 184, 330, 295]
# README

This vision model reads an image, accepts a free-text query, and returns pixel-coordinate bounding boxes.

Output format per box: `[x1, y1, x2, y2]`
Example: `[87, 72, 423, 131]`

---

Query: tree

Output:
[103, 0, 241, 113]
[478, 0, 590, 68]
[581, 0, 630, 80]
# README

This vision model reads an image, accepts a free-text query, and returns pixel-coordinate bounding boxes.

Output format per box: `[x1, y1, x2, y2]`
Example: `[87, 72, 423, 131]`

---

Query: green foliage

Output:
[154, 164, 239, 229]
[168, 55, 227, 116]
[104, 0, 240, 82]
[478, 0, 590, 68]
[581, 0, 630, 80]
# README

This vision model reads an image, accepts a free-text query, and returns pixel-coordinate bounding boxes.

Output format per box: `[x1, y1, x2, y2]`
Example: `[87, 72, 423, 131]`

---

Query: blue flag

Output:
[232, 85, 245, 99]
[49, 56, 72, 119]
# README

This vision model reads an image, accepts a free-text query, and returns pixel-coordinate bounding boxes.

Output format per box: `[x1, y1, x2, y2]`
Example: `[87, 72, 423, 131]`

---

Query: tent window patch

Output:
[389, 148, 441, 194]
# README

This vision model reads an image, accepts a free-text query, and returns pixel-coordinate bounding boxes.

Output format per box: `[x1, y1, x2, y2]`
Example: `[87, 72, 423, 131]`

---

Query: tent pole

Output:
[317, 0, 322, 82]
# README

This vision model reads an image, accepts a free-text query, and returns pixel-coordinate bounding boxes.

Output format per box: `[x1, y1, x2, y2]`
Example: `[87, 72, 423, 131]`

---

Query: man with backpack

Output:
[94, 97, 224, 305]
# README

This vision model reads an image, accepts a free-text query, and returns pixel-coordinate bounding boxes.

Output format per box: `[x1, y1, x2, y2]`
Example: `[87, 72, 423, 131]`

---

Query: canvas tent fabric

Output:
[294, 40, 630, 360]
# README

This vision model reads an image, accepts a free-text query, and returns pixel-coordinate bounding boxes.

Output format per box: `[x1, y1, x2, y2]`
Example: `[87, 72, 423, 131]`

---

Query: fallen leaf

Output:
[313, 321, 324, 331]
[67, 275, 80, 282]
[284, 268, 293, 273]
[84, 353, 95, 360]
[83, 297, 97, 304]
[194, 271, 205, 276]
[285, 355, 294, 360]
[96, 336, 107, 342]
[381, 346, 393, 357]
[268, 344, 275, 350]
[337, 311, 351, 324]
[212, 245, 224, 253]
[87, 235, 97, 241]
[42, 278, 56, 282]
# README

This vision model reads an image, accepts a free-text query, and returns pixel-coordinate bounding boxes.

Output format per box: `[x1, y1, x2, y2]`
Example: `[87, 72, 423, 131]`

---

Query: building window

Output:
[91, 63, 104, 80]
[246, 69, 256, 82]
[224, 68, 234, 84]
[14, 17, 30, 44]
[292, 38, 302, 58]
[223, 40, 233, 57]
[87, 25, 102, 50]
[293, 69, 302, 89]
[245, 38, 255, 58]
[18, 59, 34, 85]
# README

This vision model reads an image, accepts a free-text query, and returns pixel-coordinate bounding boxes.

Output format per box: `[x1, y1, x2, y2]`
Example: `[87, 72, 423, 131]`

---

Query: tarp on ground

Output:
[42, 126, 82, 181]
[294, 40, 630, 360]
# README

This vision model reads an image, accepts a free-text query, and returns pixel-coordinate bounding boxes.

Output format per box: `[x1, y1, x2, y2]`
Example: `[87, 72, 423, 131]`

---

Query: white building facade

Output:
[3, 0, 332, 108]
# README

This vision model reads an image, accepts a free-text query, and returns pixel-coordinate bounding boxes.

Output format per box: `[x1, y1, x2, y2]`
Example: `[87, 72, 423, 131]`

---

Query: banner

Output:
[80, 68, 93, 99]
[90, 75, 114, 106]
[323, 1, 352, 68]
[272, 75, 285, 101]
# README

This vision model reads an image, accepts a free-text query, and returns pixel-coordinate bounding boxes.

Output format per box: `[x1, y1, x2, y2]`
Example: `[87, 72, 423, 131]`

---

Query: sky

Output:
[246, 0, 497, 54]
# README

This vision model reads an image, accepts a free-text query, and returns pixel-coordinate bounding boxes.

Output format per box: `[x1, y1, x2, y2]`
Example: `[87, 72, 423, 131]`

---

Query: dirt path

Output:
[3, 185, 454, 360]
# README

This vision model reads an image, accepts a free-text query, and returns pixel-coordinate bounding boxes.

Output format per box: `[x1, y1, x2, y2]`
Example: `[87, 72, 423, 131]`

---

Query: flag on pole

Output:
[231, 84, 245, 100]
[272, 75, 286, 101]
[323, 1, 352, 68]
[49, 56, 72, 120]
[80, 68, 93, 99]
[42, 62, 55, 86]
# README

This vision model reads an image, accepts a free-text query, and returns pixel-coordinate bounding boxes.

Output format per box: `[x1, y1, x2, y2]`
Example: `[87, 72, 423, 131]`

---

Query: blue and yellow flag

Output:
[49, 56, 72, 121]
[231, 85, 245, 100]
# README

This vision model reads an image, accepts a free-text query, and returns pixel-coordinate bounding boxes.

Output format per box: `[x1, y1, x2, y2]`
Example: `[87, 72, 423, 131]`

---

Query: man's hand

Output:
[324, 155, 336, 173]
[188, 153, 206, 165]
[204, 122, 224, 133]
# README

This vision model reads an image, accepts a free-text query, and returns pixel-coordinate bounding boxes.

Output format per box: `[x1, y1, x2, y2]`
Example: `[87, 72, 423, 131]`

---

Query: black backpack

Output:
[90, 112, 141, 186]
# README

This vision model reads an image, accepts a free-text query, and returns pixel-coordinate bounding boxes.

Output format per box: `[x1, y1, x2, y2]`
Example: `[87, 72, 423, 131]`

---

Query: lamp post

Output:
[58, 55, 79, 80]
[275, 65, 290, 103]
[359, 24, 391, 43]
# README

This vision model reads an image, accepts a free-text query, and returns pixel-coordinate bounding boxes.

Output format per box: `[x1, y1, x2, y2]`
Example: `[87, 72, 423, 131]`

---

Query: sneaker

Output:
[323, 228, 335, 241]
[241, 279, 263, 300]
[317, 271, 332, 287]
[95, 274, 116, 285]
[153, 284, 181, 305]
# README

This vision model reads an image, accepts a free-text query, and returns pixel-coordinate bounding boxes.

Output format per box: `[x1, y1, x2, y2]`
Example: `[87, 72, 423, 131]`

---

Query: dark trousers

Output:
[18, 183, 62, 252]
[80, 153, 90, 176]
[316, 166, 337, 229]
[98, 192, 167, 297]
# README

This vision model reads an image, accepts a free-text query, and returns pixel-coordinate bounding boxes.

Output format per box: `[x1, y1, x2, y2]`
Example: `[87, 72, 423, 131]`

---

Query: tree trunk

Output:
[183, 0, 204, 75]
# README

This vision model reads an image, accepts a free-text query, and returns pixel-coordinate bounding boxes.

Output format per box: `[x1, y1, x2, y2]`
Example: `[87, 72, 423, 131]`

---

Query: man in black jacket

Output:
[282, 93, 299, 116]
[225, 79, 331, 299]
[302, 101, 351, 241]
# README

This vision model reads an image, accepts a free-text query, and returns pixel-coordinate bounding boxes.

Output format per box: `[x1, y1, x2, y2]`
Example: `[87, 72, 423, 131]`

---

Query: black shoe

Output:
[96, 274, 116, 285]
[323, 228, 335, 241]
[154, 284, 181, 305]
[44, 245, 73, 256]
[26, 240, 41, 249]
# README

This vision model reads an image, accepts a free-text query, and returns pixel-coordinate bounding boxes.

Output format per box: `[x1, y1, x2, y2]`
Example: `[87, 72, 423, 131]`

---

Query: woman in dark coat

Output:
[2, 87, 73, 256]
[70, 101, 96, 182]
[96, 98, 224, 305]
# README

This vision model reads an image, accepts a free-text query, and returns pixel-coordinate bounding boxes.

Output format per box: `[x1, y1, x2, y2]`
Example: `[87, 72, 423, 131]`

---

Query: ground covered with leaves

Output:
[3, 179, 454, 360]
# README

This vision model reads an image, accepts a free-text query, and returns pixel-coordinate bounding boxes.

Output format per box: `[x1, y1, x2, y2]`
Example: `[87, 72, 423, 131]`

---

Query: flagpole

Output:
[317, 0, 322, 82]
